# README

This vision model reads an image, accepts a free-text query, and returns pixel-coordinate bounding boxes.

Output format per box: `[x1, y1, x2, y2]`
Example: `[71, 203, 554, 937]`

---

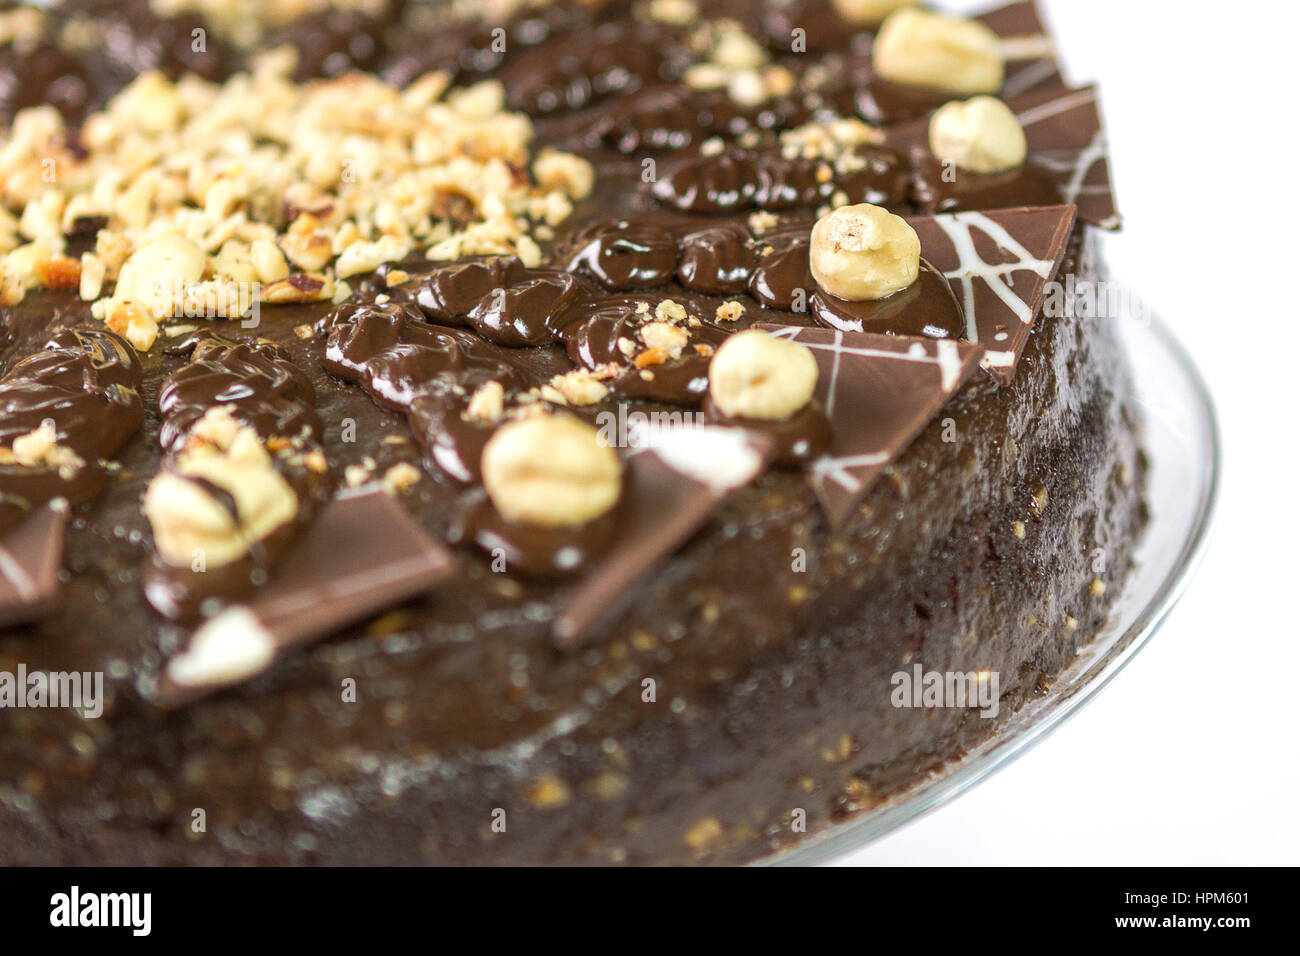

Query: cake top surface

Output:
[0, 1, 1117, 703]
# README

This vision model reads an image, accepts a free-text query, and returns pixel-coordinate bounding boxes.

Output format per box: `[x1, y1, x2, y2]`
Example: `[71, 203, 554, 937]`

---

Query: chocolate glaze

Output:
[450, 488, 619, 578]
[158, 332, 322, 451]
[560, 295, 725, 405]
[912, 155, 1063, 216]
[406, 369, 513, 485]
[810, 258, 965, 338]
[144, 330, 331, 621]
[652, 141, 909, 214]
[563, 220, 683, 291]
[677, 222, 757, 294]
[325, 299, 527, 411]
[496, 20, 685, 116]
[703, 396, 831, 466]
[0, 327, 143, 532]
[748, 230, 816, 311]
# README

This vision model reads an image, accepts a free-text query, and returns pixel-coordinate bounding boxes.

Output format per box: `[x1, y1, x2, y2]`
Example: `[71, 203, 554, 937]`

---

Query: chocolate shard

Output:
[1006, 84, 1118, 229]
[0, 499, 67, 628]
[553, 426, 775, 650]
[907, 204, 1076, 385]
[976, 0, 1063, 98]
[756, 325, 984, 530]
[154, 489, 455, 708]
[887, 84, 1119, 229]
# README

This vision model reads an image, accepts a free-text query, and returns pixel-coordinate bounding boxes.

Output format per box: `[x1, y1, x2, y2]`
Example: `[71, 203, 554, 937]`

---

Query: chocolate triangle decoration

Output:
[1007, 84, 1119, 229]
[155, 489, 455, 708]
[887, 84, 1119, 230]
[757, 326, 983, 530]
[0, 499, 67, 628]
[977, 0, 1063, 97]
[554, 426, 774, 650]
[908, 204, 1075, 385]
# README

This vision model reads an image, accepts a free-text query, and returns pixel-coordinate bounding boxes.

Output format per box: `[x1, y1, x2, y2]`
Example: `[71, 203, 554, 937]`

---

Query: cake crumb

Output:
[821, 734, 853, 763]
[526, 774, 572, 809]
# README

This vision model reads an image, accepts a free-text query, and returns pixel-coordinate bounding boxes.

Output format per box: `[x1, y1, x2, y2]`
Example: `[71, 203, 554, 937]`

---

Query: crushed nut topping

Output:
[0, 421, 85, 479]
[0, 53, 586, 344]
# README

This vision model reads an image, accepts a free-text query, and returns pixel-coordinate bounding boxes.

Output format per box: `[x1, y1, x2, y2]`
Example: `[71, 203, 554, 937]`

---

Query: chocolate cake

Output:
[0, 0, 1146, 864]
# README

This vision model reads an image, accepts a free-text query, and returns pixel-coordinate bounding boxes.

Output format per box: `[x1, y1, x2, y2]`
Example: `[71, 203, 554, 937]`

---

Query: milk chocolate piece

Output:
[889, 84, 1119, 229]
[155, 489, 455, 707]
[0, 500, 67, 628]
[977, 0, 1063, 97]
[907, 204, 1075, 385]
[553, 427, 774, 649]
[758, 325, 984, 528]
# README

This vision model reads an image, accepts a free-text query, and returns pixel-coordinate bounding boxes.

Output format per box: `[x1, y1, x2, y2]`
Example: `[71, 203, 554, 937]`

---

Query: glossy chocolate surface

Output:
[0, 0, 1143, 865]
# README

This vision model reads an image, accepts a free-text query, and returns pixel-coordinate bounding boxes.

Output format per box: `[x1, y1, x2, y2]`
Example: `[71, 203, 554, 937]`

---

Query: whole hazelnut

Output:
[831, 0, 915, 25]
[809, 203, 920, 301]
[873, 8, 1003, 94]
[709, 330, 819, 421]
[929, 95, 1027, 173]
[481, 414, 622, 528]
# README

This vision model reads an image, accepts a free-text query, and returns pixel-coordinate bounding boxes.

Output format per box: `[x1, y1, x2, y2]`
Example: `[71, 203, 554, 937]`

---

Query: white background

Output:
[839, 0, 1299, 865]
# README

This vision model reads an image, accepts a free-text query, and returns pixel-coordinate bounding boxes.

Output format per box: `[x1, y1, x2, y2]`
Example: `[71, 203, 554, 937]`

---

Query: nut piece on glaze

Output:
[809, 203, 920, 301]
[708, 329, 818, 422]
[928, 95, 1027, 173]
[873, 8, 1003, 94]
[481, 414, 622, 528]
[143, 407, 298, 568]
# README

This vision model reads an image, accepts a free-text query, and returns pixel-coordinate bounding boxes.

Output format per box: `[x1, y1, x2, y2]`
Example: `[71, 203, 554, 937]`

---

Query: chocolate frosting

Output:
[810, 257, 965, 339]
[0, 327, 143, 533]
[651, 141, 909, 214]
[158, 331, 322, 451]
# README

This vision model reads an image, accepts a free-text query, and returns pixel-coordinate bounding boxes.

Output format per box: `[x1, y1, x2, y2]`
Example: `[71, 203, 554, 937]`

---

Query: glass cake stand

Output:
[762, 303, 1221, 866]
